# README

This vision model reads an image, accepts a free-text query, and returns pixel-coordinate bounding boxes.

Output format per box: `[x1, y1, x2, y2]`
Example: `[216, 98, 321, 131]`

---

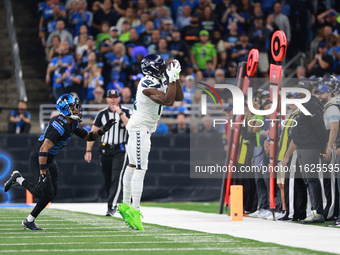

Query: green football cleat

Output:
[117, 202, 135, 229]
[127, 207, 144, 231]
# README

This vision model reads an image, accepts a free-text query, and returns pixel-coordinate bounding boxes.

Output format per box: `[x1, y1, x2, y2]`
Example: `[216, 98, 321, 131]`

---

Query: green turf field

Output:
[0, 207, 334, 255]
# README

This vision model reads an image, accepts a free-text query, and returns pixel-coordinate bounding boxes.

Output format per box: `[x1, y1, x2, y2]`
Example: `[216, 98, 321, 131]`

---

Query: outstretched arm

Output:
[74, 119, 116, 141]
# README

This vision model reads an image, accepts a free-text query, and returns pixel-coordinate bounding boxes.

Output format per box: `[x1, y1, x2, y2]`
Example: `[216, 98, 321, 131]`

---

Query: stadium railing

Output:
[4, 0, 27, 102]
[39, 103, 225, 132]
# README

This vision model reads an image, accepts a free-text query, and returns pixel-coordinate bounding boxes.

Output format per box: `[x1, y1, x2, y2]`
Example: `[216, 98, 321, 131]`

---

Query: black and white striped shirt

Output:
[93, 106, 132, 145]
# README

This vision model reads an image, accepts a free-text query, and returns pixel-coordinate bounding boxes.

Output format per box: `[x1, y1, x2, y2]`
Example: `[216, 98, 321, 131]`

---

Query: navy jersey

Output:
[36, 115, 80, 163]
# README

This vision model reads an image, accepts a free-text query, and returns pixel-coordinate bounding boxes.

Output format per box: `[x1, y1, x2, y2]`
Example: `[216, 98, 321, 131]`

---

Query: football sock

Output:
[16, 177, 24, 185]
[131, 169, 146, 211]
[122, 166, 135, 205]
[26, 214, 35, 222]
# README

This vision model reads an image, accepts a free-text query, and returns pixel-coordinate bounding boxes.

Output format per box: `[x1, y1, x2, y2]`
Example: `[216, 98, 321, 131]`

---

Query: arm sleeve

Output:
[74, 128, 88, 138]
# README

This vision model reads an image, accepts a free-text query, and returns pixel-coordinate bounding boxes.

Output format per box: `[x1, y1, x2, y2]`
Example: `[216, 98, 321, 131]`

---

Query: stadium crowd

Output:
[39, 0, 340, 105]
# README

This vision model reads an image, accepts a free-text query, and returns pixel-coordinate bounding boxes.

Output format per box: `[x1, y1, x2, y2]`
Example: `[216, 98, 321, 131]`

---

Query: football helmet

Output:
[141, 54, 167, 79]
[322, 75, 340, 95]
[56, 94, 82, 122]
[309, 76, 323, 87]
[297, 80, 313, 91]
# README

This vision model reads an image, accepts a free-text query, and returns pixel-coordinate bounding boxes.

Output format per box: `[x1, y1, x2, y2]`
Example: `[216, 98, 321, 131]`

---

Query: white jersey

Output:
[126, 75, 168, 133]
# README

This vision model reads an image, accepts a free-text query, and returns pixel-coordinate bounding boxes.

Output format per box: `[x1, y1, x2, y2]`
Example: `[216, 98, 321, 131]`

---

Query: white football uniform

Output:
[126, 74, 168, 169]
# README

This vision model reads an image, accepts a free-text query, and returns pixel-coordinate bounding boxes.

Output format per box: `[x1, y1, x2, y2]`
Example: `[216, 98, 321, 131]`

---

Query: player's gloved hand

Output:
[173, 59, 181, 80]
[102, 119, 116, 132]
[35, 171, 53, 197]
[166, 62, 179, 83]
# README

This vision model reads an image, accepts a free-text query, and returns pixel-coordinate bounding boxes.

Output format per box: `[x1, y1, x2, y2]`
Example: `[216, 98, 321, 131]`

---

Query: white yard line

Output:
[49, 203, 340, 254]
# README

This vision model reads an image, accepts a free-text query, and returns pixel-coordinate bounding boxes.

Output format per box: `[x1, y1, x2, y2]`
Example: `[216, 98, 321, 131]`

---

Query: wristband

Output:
[119, 112, 124, 116]
[86, 150, 92, 152]
[39, 164, 47, 170]
[39, 152, 49, 157]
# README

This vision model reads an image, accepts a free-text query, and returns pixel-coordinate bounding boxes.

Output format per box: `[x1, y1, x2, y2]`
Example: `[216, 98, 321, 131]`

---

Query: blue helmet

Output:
[141, 54, 167, 79]
[56, 94, 82, 122]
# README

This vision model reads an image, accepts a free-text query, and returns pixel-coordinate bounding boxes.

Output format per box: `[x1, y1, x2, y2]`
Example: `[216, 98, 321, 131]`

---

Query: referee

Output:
[84, 89, 131, 216]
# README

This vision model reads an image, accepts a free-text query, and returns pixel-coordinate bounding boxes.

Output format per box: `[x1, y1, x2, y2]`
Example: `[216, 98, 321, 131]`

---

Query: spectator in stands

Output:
[95, 21, 111, 50]
[127, 54, 143, 79]
[74, 34, 88, 63]
[169, 28, 188, 68]
[89, 86, 106, 105]
[136, 0, 150, 17]
[92, 0, 120, 35]
[155, 117, 169, 134]
[140, 21, 154, 46]
[125, 28, 143, 48]
[70, 0, 93, 37]
[221, 2, 246, 34]
[273, 1, 291, 44]
[147, 30, 161, 54]
[121, 87, 134, 104]
[46, 20, 73, 50]
[134, 12, 149, 35]
[202, 60, 215, 78]
[107, 71, 125, 93]
[74, 25, 89, 47]
[248, 15, 269, 77]
[83, 64, 104, 103]
[116, 8, 141, 32]
[226, 61, 237, 78]
[191, 30, 217, 71]
[317, 9, 340, 32]
[211, 30, 225, 54]
[176, 5, 192, 31]
[307, 41, 334, 77]
[193, 0, 215, 16]
[296, 66, 306, 79]
[200, 5, 219, 36]
[118, 21, 132, 43]
[154, 7, 173, 30]
[41, 4, 65, 43]
[310, 26, 333, 61]
[197, 115, 218, 133]
[156, 39, 173, 62]
[100, 26, 120, 55]
[113, 0, 129, 16]
[159, 19, 174, 39]
[39, 0, 66, 44]
[55, 55, 83, 96]
[172, 113, 190, 134]
[215, 0, 231, 25]
[106, 43, 129, 80]
[223, 22, 239, 58]
[181, 15, 202, 46]
[8, 101, 31, 134]
[327, 33, 340, 73]
[231, 32, 251, 63]
[151, 0, 172, 19]
[181, 75, 195, 105]
[47, 35, 61, 62]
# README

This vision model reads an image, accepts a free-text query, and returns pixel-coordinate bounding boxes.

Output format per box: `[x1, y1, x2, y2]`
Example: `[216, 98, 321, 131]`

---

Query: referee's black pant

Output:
[22, 150, 58, 218]
[100, 147, 127, 210]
